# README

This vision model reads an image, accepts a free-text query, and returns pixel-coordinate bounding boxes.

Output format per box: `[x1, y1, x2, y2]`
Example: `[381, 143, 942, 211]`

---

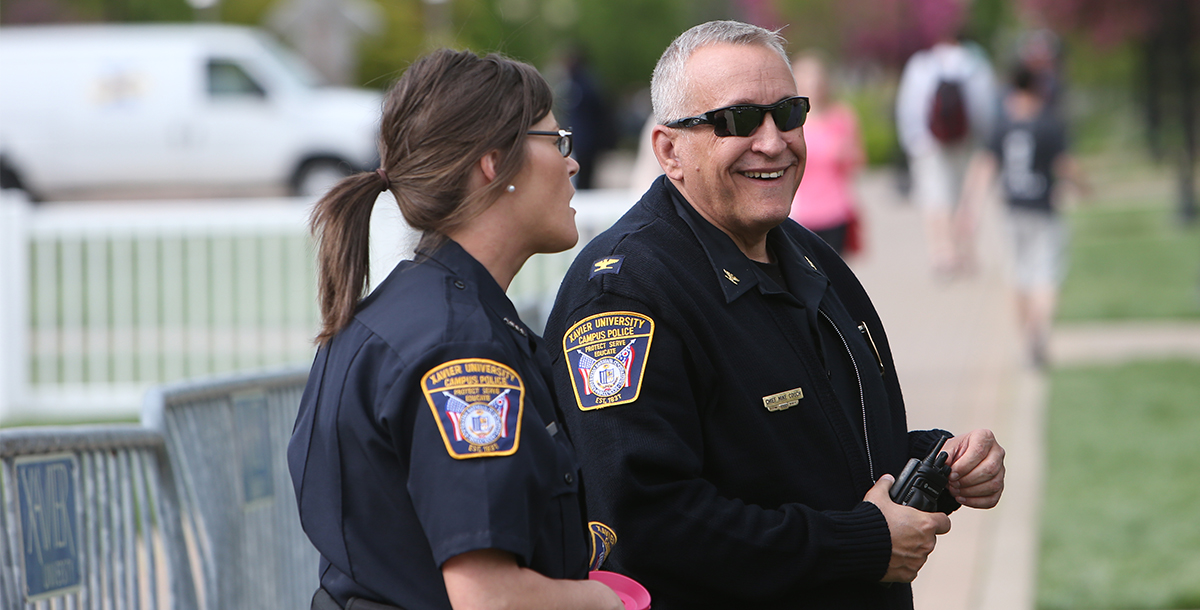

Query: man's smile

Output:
[740, 170, 786, 180]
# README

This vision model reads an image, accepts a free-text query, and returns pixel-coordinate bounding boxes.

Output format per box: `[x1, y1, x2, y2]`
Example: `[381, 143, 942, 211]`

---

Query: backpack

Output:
[928, 78, 969, 143]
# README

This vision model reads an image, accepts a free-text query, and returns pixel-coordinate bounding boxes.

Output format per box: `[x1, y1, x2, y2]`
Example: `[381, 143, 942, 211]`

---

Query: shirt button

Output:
[564, 473, 574, 484]
[453, 280, 466, 290]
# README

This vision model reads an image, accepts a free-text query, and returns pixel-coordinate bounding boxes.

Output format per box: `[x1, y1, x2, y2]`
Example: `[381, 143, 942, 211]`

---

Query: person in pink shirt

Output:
[790, 52, 867, 257]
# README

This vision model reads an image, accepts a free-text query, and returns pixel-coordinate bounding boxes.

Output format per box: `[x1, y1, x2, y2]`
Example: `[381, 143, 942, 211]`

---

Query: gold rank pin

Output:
[589, 255, 625, 280]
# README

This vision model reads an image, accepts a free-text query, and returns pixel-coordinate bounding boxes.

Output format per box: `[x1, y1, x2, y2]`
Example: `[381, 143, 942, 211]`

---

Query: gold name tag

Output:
[762, 387, 804, 412]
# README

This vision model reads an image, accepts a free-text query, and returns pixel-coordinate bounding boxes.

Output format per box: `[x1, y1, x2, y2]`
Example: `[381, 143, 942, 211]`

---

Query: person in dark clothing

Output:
[288, 49, 623, 610]
[544, 21, 1006, 610]
[563, 49, 612, 190]
[960, 63, 1089, 367]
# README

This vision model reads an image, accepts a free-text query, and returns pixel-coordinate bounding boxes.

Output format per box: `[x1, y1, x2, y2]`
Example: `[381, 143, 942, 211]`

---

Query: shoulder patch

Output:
[589, 255, 624, 280]
[588, 521, 618, 570]
[422, 359, 524, 459]
[562, 311, 654, 411]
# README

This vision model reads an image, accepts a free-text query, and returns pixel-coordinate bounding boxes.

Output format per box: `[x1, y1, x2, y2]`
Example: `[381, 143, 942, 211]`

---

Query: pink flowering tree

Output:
[1022, 0, 1198, 220]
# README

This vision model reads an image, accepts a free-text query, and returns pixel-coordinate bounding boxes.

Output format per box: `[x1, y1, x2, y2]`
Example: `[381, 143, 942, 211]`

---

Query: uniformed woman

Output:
[287, 49, 624, 610]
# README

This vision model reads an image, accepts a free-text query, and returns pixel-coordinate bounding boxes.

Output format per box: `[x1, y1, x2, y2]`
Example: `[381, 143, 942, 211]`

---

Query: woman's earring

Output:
[506, 185, 516, 193]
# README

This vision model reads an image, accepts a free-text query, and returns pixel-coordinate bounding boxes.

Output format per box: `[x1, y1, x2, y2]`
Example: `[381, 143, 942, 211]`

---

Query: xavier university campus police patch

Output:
[422, 359, 524, 459]
[588, 521, 618, 570]
[562, 312, 653, 411]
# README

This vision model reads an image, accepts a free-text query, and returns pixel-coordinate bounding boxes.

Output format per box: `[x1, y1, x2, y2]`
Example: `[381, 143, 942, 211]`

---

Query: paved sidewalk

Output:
[851, 171, 1036, 610]
[850, 170, 1200, 609]
[1051, 321, 1200, 364]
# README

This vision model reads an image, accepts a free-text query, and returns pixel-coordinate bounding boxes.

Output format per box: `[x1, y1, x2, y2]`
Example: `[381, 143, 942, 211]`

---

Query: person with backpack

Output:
[958, 63, 1090, 368]
[896, 32, 998, 278]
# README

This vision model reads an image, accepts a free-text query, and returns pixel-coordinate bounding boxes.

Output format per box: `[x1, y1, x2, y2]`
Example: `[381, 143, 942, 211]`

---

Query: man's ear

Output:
[652, 125, 686, 181]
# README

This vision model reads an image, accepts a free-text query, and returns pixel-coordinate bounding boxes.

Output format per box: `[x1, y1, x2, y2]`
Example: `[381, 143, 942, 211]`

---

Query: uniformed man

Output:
[545, 21, 1005, 610]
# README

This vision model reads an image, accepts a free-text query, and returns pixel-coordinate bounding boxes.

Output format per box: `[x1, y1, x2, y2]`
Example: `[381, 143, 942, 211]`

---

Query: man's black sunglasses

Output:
[527, 128, 573, 157]
[665, 96, 810, 138]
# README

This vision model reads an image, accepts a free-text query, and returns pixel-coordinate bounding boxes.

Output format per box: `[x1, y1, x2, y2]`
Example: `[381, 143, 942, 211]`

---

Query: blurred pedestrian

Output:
[1016, 29, 1064, 115]
[789, 51, 867, 257]
[959, 63, 1089, 368]
[564, 48, 613, 189]
[896, 32, 998, 277]
[289, 48, 624, 610]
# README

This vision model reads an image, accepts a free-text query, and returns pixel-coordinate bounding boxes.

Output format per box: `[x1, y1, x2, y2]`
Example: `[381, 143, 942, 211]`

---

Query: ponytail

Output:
[311, 48, 555, 345]
[311, 171, 387, 345]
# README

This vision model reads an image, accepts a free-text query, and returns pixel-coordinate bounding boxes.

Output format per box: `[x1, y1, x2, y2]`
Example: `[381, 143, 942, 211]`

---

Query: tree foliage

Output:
[1017, 0, 1197, 48]
[1, 0, 1017, 91]
[357, 0, 703, 96]
[774, 0, 1011, 68]
[1019, 0, 1197, 217]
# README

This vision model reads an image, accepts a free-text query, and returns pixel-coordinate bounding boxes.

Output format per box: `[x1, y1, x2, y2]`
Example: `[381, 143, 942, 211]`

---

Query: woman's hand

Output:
[442, 548, 624, 610]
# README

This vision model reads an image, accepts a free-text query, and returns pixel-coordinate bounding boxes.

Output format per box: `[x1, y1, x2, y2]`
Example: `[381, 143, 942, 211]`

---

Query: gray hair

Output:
[650, 20, 790, 124]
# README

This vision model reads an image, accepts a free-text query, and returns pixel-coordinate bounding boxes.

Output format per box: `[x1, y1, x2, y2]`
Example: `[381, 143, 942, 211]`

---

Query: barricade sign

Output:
[234, 392, 275, 505]
[14, 453, 81, 601]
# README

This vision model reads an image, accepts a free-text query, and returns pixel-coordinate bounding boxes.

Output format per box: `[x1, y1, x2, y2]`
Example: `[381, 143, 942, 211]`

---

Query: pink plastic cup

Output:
[588, 570, 651, 610]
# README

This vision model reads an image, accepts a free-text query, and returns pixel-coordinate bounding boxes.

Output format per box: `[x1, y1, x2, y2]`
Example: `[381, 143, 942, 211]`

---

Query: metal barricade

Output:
[141, 368, 316, 610]
[1, 425, 197, 610]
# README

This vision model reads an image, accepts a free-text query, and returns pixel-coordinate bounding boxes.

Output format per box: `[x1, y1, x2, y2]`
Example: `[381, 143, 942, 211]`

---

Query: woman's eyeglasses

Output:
[527, 128, 573, 157]
[665, 96, 809, 138]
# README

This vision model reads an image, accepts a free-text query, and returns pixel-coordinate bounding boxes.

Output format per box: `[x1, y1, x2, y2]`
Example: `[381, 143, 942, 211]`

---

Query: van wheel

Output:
[292, 158, 354, 198]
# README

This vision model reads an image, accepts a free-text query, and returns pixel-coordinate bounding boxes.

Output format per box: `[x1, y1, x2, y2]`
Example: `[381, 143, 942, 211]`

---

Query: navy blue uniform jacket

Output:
[545, 178, 954, 609]
[289, 240, 589, 610]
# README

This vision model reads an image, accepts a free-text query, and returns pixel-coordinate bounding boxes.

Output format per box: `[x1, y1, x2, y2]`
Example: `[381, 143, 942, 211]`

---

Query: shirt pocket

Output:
[534, 430, 587, 577]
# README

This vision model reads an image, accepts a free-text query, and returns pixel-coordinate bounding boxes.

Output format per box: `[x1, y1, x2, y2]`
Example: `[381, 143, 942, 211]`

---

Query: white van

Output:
[0, 24, 381, 200]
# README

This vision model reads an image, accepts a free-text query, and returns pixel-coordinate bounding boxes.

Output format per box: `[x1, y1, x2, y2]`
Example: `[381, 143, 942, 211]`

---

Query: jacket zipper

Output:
[819, 310, 874, 481]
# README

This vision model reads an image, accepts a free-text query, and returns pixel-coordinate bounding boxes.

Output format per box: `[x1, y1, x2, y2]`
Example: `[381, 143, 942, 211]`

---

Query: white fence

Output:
[0, 189, 635, 425]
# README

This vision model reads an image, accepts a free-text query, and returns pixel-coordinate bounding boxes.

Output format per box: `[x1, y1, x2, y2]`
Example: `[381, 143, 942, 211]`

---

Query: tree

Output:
[1021, 0, 1199, 222]
[775, 0, 1011, 69]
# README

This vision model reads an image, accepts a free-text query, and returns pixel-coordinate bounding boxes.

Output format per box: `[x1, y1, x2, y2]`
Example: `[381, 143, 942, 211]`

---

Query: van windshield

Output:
[208, 60, 267, 98]
[256, 34, 323, 89]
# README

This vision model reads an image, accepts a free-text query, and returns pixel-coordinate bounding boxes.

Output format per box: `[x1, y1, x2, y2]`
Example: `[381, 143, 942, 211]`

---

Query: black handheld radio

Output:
[889, 435, 952, 512]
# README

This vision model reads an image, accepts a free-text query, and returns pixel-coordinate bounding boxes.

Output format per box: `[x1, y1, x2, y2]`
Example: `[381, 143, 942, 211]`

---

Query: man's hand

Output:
[941, 429, 1005, 508]
[865, 475, 952, 583]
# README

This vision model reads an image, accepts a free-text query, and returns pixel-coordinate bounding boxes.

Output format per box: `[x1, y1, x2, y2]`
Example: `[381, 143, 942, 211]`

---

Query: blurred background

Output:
[1, 0, 1198, 608]
[1, 0, 1196, 197]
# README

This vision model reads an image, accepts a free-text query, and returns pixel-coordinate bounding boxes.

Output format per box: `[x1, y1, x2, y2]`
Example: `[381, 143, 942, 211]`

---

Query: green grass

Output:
[1057, 163, 1200, 322]
[1037, 359, 1200, 610]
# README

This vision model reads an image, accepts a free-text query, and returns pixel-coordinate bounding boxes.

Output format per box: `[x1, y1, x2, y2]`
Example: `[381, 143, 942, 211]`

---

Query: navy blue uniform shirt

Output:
[545, 178, 955, 610]
[289, 240, 589, 610]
